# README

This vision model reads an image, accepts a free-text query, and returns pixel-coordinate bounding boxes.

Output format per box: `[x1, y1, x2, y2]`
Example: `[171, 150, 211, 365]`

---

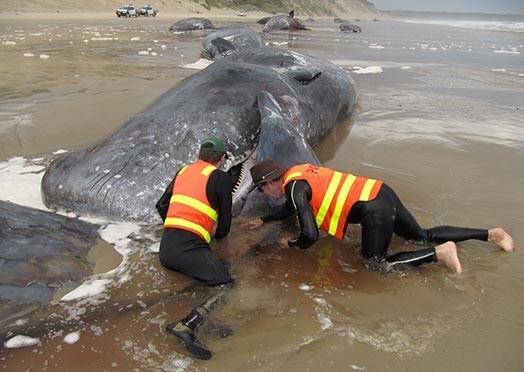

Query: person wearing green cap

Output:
[155, 137, 233, 360]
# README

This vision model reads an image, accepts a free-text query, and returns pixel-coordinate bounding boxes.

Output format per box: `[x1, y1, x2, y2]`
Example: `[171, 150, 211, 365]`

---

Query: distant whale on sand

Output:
[169, 17, 215, 32]
[201, 24, 265, 60]
[42, 48, 356, 223]
[263, 10, 308, 33]
[339, 23, 362, 33]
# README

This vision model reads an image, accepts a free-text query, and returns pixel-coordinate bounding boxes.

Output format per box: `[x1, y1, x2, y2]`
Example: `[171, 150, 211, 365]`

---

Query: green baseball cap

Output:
[200, 137, 227, 153]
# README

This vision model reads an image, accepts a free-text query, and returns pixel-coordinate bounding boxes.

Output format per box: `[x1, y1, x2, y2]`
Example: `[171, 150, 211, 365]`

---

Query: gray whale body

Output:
[169, 17, 215, 32]
[201, 24, 265, 60]
[42, 48, 356, 223]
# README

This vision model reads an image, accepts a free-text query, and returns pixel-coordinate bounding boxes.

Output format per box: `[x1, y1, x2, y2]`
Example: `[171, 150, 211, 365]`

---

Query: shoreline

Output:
[0, 10, 383, 21]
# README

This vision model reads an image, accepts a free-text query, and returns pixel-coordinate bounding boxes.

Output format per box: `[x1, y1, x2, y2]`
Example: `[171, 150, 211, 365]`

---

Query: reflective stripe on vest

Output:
[316, 171, 343, 227]
[283, 164, 382, 239]
[169, 194, 218, 221]
[164, 217, 212, 243]
[328, 173, 357, 235]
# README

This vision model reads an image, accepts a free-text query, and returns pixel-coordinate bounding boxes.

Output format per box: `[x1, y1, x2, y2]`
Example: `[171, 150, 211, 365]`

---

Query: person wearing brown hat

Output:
[243, 158, 514, 273]
[155, 137, 233, 360]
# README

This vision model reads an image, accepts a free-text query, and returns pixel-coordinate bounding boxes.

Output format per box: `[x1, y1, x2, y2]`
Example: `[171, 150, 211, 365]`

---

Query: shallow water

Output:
[1, 15, 523, 371]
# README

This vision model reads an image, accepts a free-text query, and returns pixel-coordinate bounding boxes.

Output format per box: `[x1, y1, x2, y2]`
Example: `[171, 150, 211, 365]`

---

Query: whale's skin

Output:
[169, 17, 215, 32]
[41, 48, 356, 223]
[0, 200, 100, 305]
[201, 24, 265, 60]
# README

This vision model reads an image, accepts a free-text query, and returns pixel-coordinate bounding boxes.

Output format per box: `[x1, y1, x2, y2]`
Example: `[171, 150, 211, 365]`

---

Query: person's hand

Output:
[278, 232, 295, 248]
[240, 218, 263, 230]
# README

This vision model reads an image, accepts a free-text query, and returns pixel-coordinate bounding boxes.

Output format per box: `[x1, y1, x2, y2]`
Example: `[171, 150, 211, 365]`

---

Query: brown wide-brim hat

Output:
[250, 158, 285, 186]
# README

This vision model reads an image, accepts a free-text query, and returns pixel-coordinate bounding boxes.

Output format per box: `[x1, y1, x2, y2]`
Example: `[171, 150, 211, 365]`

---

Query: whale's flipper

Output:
[240, 91, 320, 217]
[256, 90, 320, 168]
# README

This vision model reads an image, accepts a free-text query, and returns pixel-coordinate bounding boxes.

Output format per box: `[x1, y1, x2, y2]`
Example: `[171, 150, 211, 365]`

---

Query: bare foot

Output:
[435, 242, 463, 274]
[488, 228, 515, 252]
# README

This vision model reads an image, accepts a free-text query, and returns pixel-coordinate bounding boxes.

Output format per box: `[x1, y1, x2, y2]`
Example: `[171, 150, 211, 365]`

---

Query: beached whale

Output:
[256, 16, 271, 25]
[169, 17, 215, 32]
[0, 200, 101, 309]
[41, 47, 356, 223]
[201, 24, 265, 60]
[263, 10, 308, 33]
[339, 23, 362, 33]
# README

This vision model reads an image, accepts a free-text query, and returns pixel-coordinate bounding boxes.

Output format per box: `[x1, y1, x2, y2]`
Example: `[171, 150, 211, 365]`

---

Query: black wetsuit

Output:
[261, 180, 488, 267]
[156, 169, 233, 285]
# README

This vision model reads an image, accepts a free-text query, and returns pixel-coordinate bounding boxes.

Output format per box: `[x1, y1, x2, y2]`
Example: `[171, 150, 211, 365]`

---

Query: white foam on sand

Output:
[4, 335, 41, 348]
[353, 66, 383, 74]
[63, 331, 81, 345]
[0, 157, 47, 210]
[299, 284, 314, 291]
[60, 279, 112, 301]
[182, 58, 213, 70]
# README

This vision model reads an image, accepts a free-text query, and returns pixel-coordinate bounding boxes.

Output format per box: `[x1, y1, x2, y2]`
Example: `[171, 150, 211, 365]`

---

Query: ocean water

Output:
[392, 11, 524, 33]
[404, 19, 524, 33]
[1, 14, 523, 372]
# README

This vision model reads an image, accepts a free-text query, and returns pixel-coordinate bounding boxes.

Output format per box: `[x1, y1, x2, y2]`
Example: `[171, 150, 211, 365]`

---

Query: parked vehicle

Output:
[237, 10, 247, 17]
[116, 4, 138, 17]
[138, 4, 157, 17]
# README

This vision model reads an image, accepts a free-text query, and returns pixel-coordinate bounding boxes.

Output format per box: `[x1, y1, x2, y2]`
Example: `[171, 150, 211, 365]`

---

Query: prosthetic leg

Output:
[166, 285, 231, 360]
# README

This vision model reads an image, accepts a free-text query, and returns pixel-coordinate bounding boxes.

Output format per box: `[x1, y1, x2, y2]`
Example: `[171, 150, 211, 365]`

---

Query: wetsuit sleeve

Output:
[285, 180, 318, 249]
[260, 198, 295, 222]
[207, 170, 233, 239]
[155, 175, 176, 222]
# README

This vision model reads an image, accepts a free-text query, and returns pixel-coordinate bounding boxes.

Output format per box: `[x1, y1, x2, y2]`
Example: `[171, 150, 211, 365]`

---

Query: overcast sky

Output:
[370, 0, 524, 15]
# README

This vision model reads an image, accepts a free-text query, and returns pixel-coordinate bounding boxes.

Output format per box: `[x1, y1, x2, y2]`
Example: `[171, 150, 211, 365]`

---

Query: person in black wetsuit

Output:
[156, 137, 234, 360]
[242, 159, 514, 273]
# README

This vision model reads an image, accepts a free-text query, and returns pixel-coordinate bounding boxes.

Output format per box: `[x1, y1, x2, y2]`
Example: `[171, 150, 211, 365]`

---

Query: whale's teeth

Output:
[231, 162, 245, 195]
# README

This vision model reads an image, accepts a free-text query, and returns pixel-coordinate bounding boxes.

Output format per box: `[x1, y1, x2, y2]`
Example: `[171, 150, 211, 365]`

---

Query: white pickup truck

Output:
[116, 4, 138, 17]
[138, 5, 157, 17]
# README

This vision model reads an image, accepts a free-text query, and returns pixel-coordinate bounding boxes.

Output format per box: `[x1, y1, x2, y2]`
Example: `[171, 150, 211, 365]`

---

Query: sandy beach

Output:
[1, 8, 523, 372]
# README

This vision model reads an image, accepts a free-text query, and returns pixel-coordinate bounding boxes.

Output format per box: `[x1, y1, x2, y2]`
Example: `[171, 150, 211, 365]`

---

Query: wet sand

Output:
[1, 12, 523, 372]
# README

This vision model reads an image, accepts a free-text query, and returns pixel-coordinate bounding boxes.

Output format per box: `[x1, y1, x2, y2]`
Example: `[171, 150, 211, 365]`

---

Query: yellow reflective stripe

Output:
[164, 217, 211, 243]
[328, 174, 356, 235]
[178, 165, 189, 175]
[170, 194, 218, 220]
[315, 171, 342, 227]
[201, 165, 216, 176]
[284, 171, 302, 185]
[360, 179, 377, 201]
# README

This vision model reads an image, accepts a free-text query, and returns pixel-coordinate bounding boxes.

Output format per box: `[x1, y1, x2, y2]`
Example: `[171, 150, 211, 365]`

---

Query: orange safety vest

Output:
[164, 160, 218, 243]
[282, 164, 383, 239]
